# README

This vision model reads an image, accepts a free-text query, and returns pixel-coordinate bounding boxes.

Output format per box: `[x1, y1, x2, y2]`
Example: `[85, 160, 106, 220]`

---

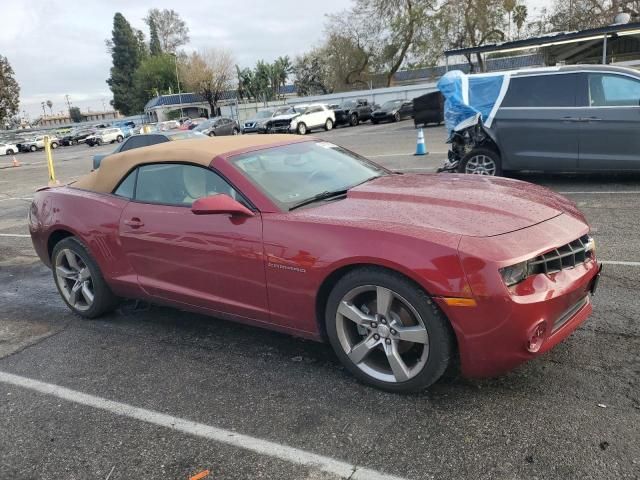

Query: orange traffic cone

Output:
[12, 156, 20, 167]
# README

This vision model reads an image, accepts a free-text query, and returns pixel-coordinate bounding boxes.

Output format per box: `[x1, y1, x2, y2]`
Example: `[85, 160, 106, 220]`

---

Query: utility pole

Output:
[171, 53, 185, 118]
[65, 94, 72, 111]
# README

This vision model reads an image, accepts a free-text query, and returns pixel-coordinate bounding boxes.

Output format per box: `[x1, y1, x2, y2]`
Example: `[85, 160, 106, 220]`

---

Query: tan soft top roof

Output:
[72, 134, 307, 193]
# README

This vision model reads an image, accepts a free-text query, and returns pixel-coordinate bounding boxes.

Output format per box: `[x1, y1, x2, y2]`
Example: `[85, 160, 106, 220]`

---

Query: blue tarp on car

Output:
[437, 70, 510, 135]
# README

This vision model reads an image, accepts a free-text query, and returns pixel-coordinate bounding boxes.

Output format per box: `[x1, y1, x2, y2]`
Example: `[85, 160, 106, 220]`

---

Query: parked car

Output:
[92, 130, 205, 169]
[155, 120, 181, 131]
[60, 129, 95, 146]
[0, 142, 18, 155]
[241, 109, 282, 134]
[20, 135, 59, 152]
[85, 128, 125, 147]
[371, 100, 414, 124]
[30, 135, 601, 393]
[265, 104, 335, 134]
[193, 117, 240, 136]
[413, 91, 444, 128]
[438, 65, 640, 175]
[332, 99, 374, 127]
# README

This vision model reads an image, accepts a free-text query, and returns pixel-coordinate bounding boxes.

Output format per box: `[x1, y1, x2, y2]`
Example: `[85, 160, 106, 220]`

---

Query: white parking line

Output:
[0, 197, 33, 202]
[0, 371, 408, 480]
[600, 260, 640, 266]
[0, 233, 30, 237]
[558, 191, 640, 194]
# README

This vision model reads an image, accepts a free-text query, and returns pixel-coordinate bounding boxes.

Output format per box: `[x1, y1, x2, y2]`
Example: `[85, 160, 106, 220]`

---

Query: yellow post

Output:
[44, 135, 57, 186]
[142, 124, 151, 134]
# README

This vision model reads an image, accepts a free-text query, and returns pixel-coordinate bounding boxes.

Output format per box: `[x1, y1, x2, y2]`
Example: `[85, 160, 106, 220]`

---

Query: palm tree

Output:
[46, 100, 53, 116]
[513, 5, 528, 39]
[503, 0, 517, 40]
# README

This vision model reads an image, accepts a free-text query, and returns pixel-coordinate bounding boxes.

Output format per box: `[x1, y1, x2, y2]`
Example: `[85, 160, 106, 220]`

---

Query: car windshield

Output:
[254, 110, 274, 119]
[291, 105, 307, 114]
[231, 141, 386, 210]
[165, 131, 205, 140]
[381, 100, 402, 109]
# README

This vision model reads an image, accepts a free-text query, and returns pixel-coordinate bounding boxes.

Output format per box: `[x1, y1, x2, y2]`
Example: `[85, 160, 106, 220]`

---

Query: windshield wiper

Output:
[289, 189, 349, 211]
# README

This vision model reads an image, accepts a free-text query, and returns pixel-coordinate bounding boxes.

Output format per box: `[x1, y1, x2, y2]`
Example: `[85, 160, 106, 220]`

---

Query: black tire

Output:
[233, 128, 240, 135]
[324, 118, 334, 131]
[349, 113, 358, 127]
[30, 145, 37, 152]
[208, 131, 216, 137]
[51, 142, 58, 149]
[6, 149, 14, 155]
[393, 112, 400, 122]
[296, 122, 307, 135]
[458, 147, 502, 176]
[116, 135, 123, 143]
[372, 119, 379, 125]
[96, 138, 103, 146]
[72, 139, 78, 146]
[325, 267, 455, 393]
[51, 237, 119, 319]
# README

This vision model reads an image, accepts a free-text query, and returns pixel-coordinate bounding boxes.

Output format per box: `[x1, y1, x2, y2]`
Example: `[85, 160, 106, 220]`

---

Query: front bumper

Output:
[437, 214, 601, 378]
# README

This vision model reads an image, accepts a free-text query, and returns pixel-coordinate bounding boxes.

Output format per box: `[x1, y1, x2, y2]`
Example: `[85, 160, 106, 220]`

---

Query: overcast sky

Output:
[3, 0, 551, 118]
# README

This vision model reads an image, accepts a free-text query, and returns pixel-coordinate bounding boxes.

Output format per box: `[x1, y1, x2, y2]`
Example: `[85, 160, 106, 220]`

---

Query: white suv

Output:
[86, 128, 124, 147]
[0, 142, 18, 155]
[290, 104, 335, 135]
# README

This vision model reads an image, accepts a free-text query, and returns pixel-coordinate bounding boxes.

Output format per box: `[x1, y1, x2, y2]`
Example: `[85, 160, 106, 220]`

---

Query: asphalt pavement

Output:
[0, 125, 638, 480]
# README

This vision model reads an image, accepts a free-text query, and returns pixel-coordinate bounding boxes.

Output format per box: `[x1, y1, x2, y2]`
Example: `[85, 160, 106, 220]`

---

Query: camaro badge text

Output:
[268, 262, 307, 273]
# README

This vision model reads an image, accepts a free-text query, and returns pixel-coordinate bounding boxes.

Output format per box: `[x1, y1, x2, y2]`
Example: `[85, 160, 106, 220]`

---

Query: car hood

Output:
[297, 174, 581, 238]
[270, 113, 299, 121]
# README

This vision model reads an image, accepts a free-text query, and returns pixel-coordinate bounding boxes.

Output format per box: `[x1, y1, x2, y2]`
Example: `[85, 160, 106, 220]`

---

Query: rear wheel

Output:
[51, 142, 58, 149]
[30, 145, 37, 152]
[52, 237, 119, 318]
[459, 148, 502, 176]
[6, 149, 14, 155]
[326, 267, 454, 393]
[324, 118, 334, 131]
[96, 138, 103, 146]
[349, 113, 359, 127]
[232, 128, 240, 135]
[372, 119, 379, 125]
[208, 131, 216, 137]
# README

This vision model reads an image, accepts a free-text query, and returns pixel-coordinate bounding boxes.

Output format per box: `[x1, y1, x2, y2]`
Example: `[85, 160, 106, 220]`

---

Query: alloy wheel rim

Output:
[54, 249, 94, 311]
[465, 154, 496, 175]
[336, 285, 429, 383]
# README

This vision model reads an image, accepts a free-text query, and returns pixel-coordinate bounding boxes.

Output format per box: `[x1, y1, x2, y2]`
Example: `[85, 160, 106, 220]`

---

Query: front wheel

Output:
[208, 131, 216, 137]
[6, 149, 14, 155]
[51, 142, 58, 149]
[393, 112, 400, 122]
[349, 113, 358, 127]
[116, 135, 123, 143]
[52, 237, 119, 318]
[296, 122, 307, 135]
[324, 118, 334, 131]
[459, 148, 502, 176]
[326, 267, 454, 393]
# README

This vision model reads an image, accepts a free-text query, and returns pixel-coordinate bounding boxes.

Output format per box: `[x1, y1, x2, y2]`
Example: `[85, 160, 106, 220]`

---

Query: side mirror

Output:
[191, 194, 255, 217]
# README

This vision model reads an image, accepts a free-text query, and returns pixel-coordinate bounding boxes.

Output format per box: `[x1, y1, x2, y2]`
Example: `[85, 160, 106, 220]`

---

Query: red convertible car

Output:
[29, 135, 601, 392]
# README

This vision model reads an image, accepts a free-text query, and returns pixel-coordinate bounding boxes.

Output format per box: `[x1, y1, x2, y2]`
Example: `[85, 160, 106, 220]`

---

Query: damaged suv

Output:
[438, 65, 640, 175]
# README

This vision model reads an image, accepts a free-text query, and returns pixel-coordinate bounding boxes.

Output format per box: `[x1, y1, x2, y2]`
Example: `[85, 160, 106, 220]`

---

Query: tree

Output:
[133, 54, 179, 106]
[149, 19, 162, 56]
[292, 50, 331, 96]
[144, 9, 190, 53]
[181, 48, 235, 116]
[69, 107, 82, 123]
[46, 100, 53, 115]
[106, 13, 143, 115]
[513, 4, 528, 38]
[0, 55, 19, 126]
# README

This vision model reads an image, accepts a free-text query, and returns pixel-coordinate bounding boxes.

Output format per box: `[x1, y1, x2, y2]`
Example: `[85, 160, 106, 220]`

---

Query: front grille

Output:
[529, 235, 593, 275]
[244, 122, 255, 128]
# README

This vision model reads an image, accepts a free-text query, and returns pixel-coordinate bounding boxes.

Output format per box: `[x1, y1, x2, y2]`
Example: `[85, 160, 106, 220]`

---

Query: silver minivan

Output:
[441, 65, 640, 175]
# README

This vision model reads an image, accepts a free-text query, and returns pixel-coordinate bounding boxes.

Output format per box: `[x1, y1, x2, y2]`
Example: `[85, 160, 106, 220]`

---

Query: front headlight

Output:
[584, 236, 596, 256]
[500, 261, 530, 287]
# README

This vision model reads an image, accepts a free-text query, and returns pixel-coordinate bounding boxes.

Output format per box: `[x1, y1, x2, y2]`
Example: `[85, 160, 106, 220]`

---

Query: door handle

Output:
[124, 217, 144, 228]
[561, 116, 581, 122]
[583, 116, 602, 121]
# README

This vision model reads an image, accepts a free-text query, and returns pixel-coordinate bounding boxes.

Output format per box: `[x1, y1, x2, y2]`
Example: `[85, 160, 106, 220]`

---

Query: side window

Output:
[134, 163, 238, 207]
[120, 136, 148, 152]
[589, 73, 640, 106]
[502, 73, 578, 108]
[113, 169, 137, 198]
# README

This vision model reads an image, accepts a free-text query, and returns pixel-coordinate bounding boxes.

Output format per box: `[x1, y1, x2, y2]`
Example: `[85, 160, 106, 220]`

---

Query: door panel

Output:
[577, 72, 640, 170]
[495, 73, 581, 171]
[119, 202, 268, 320]
[118, 163, 270, 322]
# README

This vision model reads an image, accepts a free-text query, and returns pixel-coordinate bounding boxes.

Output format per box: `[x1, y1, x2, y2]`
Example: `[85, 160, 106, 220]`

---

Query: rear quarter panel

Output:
[29, 187, 140, 297]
